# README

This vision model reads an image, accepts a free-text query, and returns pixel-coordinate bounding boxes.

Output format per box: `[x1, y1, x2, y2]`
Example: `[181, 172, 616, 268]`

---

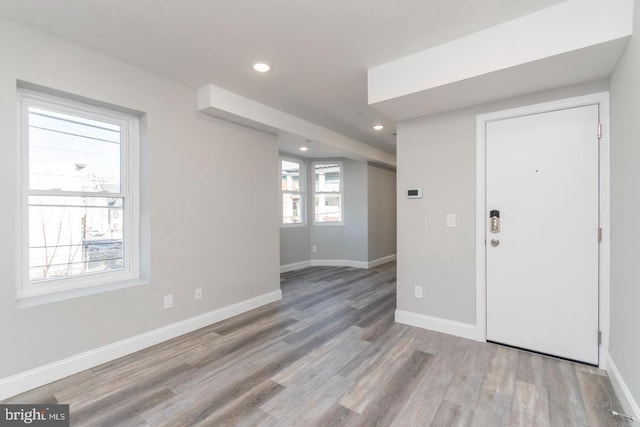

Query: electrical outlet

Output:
[312, 246, 317, 253]
[414, 286, 423, 299]
[164, 294, 173, 309]
[447, 214, 456, 227]
[195, 288, 202, 300]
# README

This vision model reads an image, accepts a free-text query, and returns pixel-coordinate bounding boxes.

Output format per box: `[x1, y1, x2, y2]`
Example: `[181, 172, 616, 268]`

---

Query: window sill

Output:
[16, 278, 150, 309]
[312, 222, 344, 226]
[281, 223, 307, 228]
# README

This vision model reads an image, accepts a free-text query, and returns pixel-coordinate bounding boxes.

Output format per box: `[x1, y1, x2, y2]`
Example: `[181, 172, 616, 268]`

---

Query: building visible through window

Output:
[281, 157, 304, 225]
[19, 89, 140, 298]
[313, 162, 342, 223]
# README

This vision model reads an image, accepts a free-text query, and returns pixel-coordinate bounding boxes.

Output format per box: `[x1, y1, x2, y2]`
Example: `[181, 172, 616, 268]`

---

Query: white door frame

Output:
[475, 92, 610, 368]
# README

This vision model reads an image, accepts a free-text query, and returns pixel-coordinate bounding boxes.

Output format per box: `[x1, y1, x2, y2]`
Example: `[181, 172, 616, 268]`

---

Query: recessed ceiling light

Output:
[373, 124, 384, 131]
[252, 61, 271, 73]
[299, 146, 309, 152]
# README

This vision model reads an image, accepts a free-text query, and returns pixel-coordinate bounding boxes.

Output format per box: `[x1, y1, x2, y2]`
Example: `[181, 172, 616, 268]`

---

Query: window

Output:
[18, 89, 140, 299]
[281, 157, 305, 225]
[313, 162, 342, 223]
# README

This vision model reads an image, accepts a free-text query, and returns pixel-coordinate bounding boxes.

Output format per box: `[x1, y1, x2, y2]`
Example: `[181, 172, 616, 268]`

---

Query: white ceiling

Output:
[0, 0, 567, 155]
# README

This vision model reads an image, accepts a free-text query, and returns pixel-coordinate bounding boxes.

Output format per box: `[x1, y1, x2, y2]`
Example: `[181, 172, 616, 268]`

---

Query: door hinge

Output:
[597, 123, 602, 139]
[598, 330, 602, 345]
[598, 228, 602, 243]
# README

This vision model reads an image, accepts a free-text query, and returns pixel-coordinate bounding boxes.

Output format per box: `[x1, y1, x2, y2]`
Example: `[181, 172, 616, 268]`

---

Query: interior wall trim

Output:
[367, 254, 397, 268]
[395, 309, 479, 341]
[0, 289, 282, 401]
[310, 259, 369, 269]
[280, 260, 312, 273]
[281, 255, 397, 273]
[606, 354, 640, 424]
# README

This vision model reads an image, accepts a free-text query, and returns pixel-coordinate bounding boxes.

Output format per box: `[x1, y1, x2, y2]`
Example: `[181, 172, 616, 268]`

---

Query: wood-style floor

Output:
[5, 263, 629, 426]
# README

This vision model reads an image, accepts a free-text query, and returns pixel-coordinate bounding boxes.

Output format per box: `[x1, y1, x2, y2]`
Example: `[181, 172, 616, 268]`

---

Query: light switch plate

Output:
[447, 214, 456, 227]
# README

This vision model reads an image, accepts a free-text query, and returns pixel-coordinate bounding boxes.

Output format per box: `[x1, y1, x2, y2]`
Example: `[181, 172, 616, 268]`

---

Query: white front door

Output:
[485, 105, 600, 365]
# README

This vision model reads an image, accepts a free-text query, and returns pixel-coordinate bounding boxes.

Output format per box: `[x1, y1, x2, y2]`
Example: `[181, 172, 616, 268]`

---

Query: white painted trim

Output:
[598, 96, 611, 368]
[0, 289, 282, 401]
[280, 260, 312, 273]
[475, 105, 487, 343]
[367, 254, 397, 268]
[606, 354, 640, 425]
[475, 92, 611, 365]
[311, 259, 368, 269]
[395, 310, 479, 341]
[280, 223, 307, 228]
[311, 257, 397, 269]
[281, 255, 396, 273]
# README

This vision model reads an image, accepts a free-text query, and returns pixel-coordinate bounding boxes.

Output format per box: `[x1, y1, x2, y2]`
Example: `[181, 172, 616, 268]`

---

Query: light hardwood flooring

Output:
[4, 263, 630, 426]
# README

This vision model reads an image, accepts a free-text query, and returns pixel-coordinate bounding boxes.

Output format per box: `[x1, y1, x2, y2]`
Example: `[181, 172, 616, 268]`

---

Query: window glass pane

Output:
[28, 107, 121, 193]
[315, 194, 342, 223]
[314, 163, 341, 192]
[281, 160, 301, 192]
[28, 195, 124, 282]
[283, 192, 303, 224]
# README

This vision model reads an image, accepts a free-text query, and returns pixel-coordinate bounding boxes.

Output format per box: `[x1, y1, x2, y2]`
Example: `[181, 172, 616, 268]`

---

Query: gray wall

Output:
[0, 18, 280, 378]
[396, 79, 609, 325]
[343, 160, 369, 262]
[280, 226, 310, 266]
[368, 164, 397, 262]
[610, 2, 640, 410]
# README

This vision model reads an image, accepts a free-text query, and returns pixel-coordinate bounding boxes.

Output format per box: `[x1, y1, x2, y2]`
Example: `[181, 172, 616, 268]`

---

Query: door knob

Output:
[491, 239, 500, 247]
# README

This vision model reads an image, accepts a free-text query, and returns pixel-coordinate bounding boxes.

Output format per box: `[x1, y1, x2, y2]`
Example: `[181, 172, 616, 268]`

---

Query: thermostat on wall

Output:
[406, 187, 423, 199]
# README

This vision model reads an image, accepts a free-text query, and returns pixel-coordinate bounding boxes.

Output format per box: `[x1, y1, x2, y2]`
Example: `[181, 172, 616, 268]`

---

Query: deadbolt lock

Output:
[490, 210, 500, 233]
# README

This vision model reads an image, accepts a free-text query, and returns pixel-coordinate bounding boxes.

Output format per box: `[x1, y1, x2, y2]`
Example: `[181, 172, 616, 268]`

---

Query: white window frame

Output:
[17, 89, 141, 304]
[280, 155, 306, 227]
[312, 161, 344, 225]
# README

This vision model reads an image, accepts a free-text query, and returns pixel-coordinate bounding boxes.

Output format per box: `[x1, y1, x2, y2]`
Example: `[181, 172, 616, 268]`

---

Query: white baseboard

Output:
[0, 289, 282, 401]
[367, 254, 396, 268]
[606, 354, 640, 424]
[310, 259, 369, 269]
[281, 254, 397, 273]
[395, 309, 479, 341]
[280, 260, 311, 273]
